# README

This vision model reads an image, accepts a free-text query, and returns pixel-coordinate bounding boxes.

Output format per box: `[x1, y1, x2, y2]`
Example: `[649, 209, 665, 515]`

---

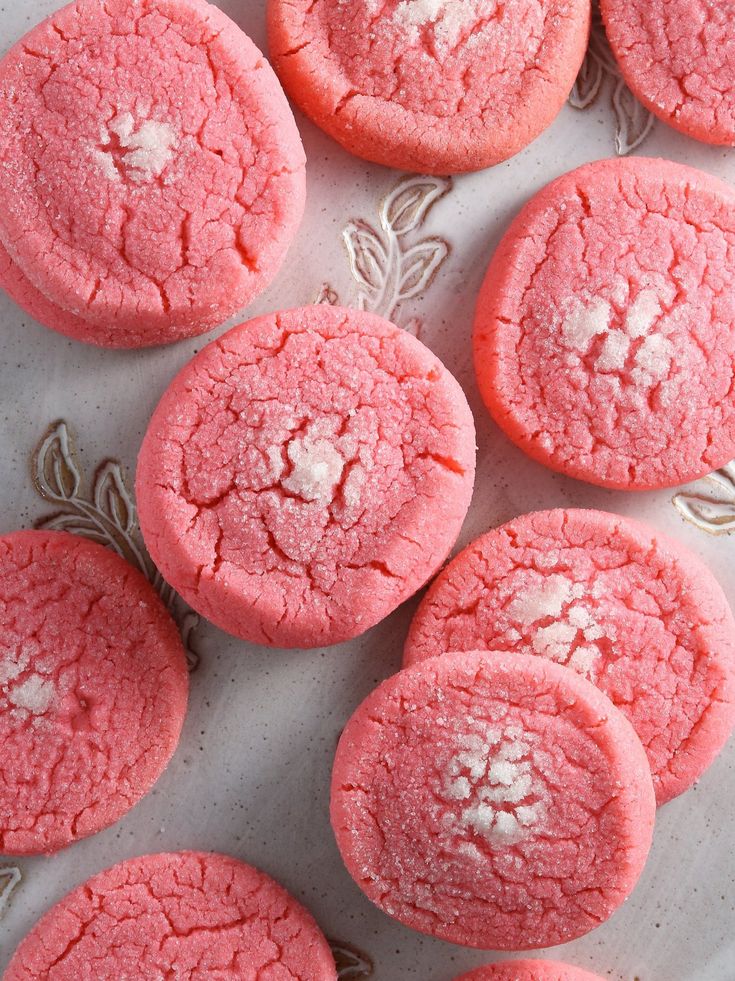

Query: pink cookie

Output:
[331, 650, 655, 950]
[0, 531, 188, 855]
[267, 0, 590, 175]
[3, 851, 337, 979]
[474, 157, 735, 489]
[405, 509, 735, 805]
[0, 0, 305, 348]
[601, 0, 735, 146]
[136, 305, 476, 649]
[454, 962, 605, 981]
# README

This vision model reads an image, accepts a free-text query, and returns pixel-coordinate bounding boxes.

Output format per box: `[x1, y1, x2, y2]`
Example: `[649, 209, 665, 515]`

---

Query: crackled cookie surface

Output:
[454, 961, 605, 981]
[474, 157, 735, 489]
[0, 0, 305, 347]
[405, 509, 735, 804]
[4, 851, 337, 980]
[268, 0, 590, 174]
[601, 0, 735, 145]
[331, 650, 655, 950]
[136, 305, 476, 648]
[0, 531, 187, 855]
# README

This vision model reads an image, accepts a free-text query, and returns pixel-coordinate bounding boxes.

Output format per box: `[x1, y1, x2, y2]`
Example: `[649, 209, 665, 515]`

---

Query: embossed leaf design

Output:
[34, 420, 81, 502]
[570, 49, 604, 109]
[613, 78, 656, 156]
[35, 512, 107, 542]
[315, 283, 339, 306]
[94, 461, 136, 534]
[329, 940, 374, 979]
[399, 239, 449, 301]
[0, 866, 21, 919]
[343, 221, 388, 293]
[382, 175, 452, 237]
[673, 463, 735, 535]
[672, 494, 735, 534]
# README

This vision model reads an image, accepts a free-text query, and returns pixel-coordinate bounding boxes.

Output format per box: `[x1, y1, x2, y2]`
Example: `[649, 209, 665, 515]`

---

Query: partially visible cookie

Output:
[3, 851, 337, 979]
[331, 650, 655, 950]
[404, 508, 735, 804]
[601, 0, 735, 145]
[268, 0, 590, 174]
[0, 0, 305, 347]
[454, 962, 606, 981]
[0, 531, 188, 855]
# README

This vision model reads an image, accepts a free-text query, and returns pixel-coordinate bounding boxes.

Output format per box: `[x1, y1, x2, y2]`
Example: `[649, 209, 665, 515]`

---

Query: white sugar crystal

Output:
[122, 120, 179, 183]
[516, 803, 542, 827]
[532, 621, 578, 661]
[633, 333, 674, 383]
[95, 113, 178, 184]
[561, 297, 612, 352]
[568, 645, 600, 679]
[596, 330, 630, 371]
[9, 675, 54, 715]
[282, 437, 345, 504]
[508, 574, 573, 625]
[626, 289, 662, 337]
[393, 0, 487, 53]
[493, 811, 521, 839]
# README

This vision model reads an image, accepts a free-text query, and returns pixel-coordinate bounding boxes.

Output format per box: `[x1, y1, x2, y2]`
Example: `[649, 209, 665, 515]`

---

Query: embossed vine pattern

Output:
[32, 420, 200, 670]
[318, 174, 452, 337]
[673, 463, 735, 535]
[570, 1, 656, 156]
[0, 867, 22, 920]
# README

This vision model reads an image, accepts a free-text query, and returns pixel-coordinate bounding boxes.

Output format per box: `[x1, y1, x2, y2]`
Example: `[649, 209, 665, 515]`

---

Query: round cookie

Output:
[474, 157, 735, 489]
[3, 851, 337, 979]
[454, 962, 605, 981]
[0, 0, 305, 348]
[136, 305, 476, 649]
[404, 509, 735, 805]
[331, 650, 656, 950]
[0, 531, 188, 855]
[267, 0, 590, 175]
[600, 0, 735, 146]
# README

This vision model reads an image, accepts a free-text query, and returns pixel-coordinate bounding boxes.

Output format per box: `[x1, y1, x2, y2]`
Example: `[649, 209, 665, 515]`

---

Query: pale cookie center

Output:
[441, 724, 545, 848]
[0, 641, 55, 717]
[93, 112, 179, 184]
[392, 0, 495, 54]
[560, 283, 679, 395]
[281, 435, 345, 505]
[508, 574, 604, 680]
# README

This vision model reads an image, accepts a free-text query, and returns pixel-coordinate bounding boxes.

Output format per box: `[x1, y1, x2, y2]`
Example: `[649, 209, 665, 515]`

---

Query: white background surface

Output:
[1, 2, 735, 979]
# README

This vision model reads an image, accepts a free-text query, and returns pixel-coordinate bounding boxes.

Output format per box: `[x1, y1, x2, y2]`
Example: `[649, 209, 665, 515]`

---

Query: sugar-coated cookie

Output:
[405, 508, 735, 804]
[268, 0, 590, 175]
[331, 650, 655, 950]
[0, 0, 305, 348]
[474, 157, 735, 489]
[0, 531, 188, 855]
[601, 0, 735, 146]
[454, 962, 605, 981]
[136, 306, 476, 649]
[3, 851, 337, 980]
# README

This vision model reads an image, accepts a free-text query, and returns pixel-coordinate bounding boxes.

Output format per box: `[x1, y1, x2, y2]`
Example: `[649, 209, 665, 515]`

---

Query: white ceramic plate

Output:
[1, 3, 734, 979]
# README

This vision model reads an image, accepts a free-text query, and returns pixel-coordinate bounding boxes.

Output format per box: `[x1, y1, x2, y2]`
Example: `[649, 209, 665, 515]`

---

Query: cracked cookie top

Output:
[601, 0, 735, 146]
[267, 0, 590, 173]
[136, 305, 476, 649]
[0, 530, 188, 855]
[0, 0, 305, 347]
[3, 851, 337, 979]
[404, 508, 735, 804]
[331, 650, 656, 950]
[474, 157, 735, 489]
